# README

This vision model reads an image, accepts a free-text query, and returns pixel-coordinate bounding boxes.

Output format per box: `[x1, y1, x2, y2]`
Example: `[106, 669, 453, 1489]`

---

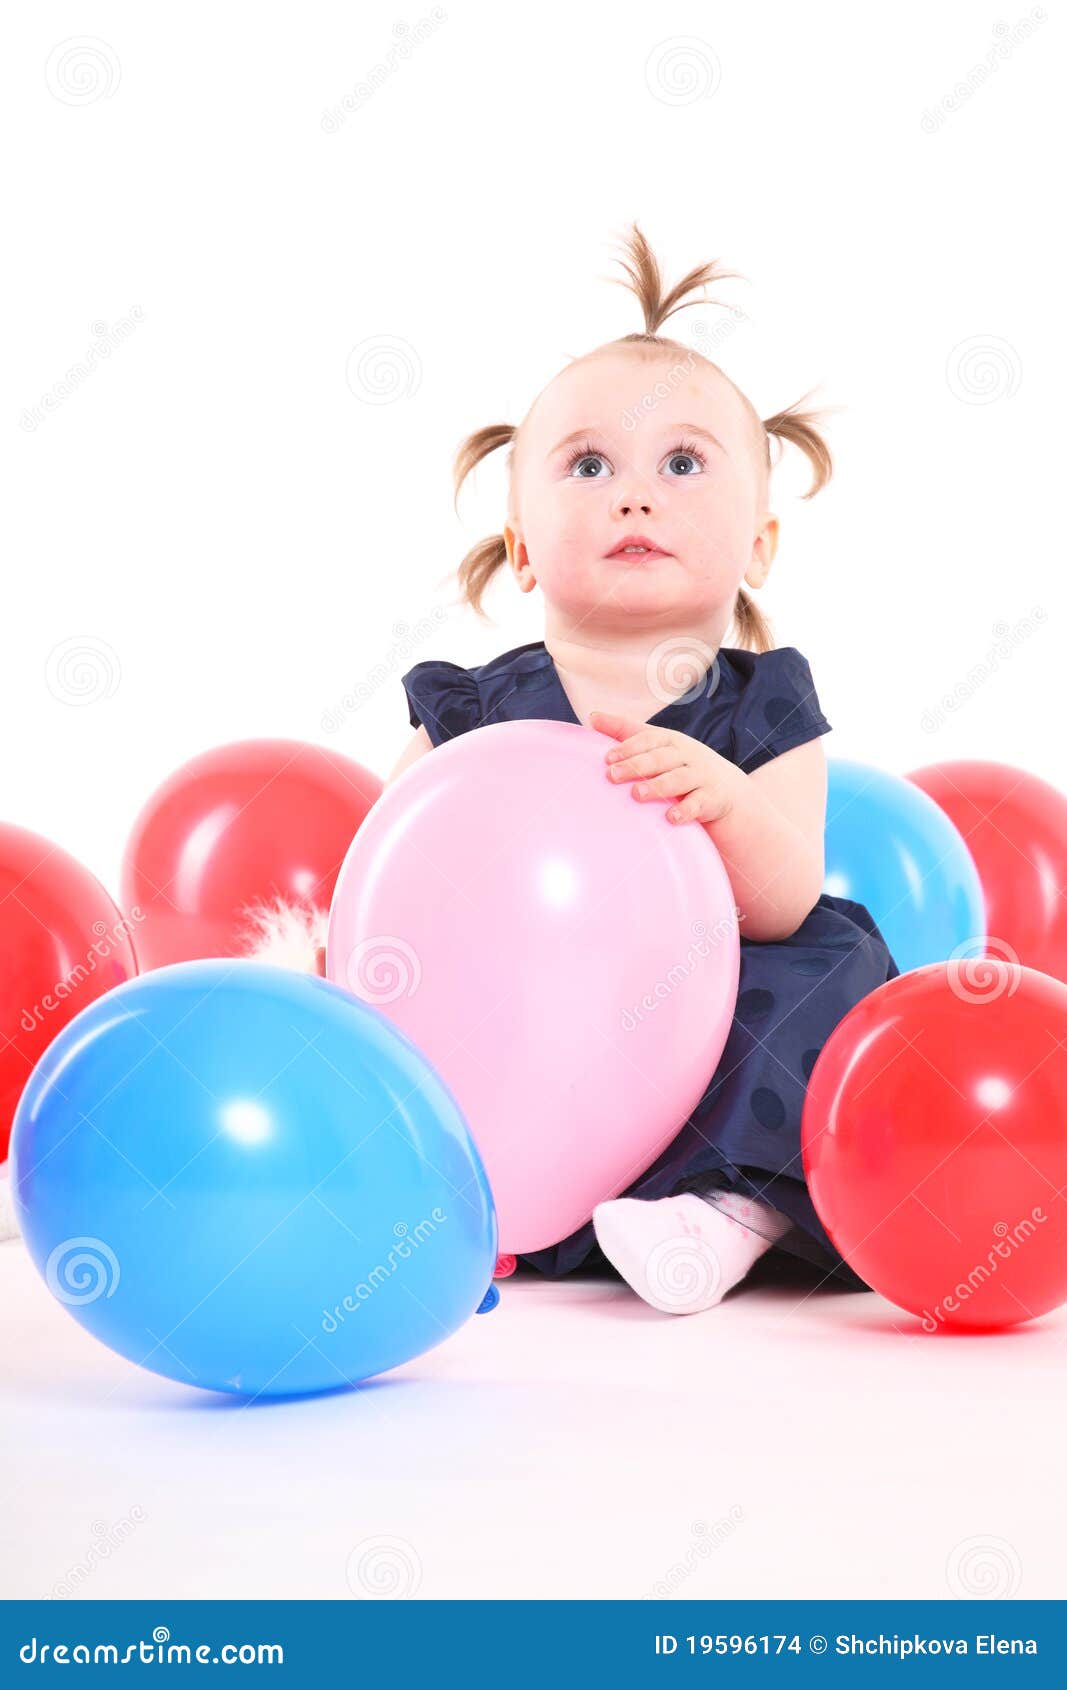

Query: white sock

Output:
[0, 1171, 19, 1244]
[592, 1189, 792, 1315]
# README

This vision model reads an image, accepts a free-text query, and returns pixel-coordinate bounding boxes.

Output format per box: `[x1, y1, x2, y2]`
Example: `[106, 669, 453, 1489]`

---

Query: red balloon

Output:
[1, 821, 138, 1162]
[907, 759, 1067, 983]
[802, 959, 1067, 1329]
[122, 739, 382, 969]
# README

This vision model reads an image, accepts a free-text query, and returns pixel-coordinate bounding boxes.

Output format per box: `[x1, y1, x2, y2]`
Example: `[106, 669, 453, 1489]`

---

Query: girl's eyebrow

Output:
[550, 421, 726, 455]
[669, 422, 727, 454]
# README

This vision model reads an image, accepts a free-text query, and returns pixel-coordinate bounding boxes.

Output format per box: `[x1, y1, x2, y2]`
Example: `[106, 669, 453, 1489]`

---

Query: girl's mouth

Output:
[606, 538, 671, 560]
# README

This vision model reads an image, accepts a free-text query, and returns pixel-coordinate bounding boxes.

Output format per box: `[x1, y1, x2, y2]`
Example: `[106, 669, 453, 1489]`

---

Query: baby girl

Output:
[323, 224, 898, 1314]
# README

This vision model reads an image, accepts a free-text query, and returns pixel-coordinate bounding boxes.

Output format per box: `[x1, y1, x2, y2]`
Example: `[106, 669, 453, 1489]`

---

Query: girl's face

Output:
[504, 348, 775, 632]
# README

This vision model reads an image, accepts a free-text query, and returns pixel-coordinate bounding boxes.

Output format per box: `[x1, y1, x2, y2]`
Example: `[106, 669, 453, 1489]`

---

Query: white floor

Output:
[2, 1228, 1063, 1602]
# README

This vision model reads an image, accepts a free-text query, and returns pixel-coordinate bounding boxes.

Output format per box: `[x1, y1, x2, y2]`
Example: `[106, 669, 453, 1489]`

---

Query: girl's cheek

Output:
[535, 536, 602, 596]
[689, 526, 747, 594]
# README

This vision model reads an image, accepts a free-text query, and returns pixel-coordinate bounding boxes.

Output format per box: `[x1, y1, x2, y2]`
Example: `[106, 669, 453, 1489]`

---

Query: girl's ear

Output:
[504, 523, 537, 593]
[744, 514, 779, 589]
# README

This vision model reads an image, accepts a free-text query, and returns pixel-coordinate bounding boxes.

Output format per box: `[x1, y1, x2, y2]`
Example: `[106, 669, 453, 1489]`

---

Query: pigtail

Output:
[730, 587, 775, 654]
[762, 392, 835, 499]
[607, 220, 744, 337]
[731, 393, 835, 650]
[452, 423, 516, 515]
[450, 423, 517, 619]
[453, 535, 509, 620]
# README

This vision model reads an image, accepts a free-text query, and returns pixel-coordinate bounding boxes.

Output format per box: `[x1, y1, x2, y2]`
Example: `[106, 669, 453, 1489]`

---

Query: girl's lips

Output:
[606, 550, 672, 563]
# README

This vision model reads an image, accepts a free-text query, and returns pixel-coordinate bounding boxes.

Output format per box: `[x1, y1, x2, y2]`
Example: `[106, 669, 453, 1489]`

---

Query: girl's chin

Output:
[545, 572, 712, 624]
[595, 569, 692, 608]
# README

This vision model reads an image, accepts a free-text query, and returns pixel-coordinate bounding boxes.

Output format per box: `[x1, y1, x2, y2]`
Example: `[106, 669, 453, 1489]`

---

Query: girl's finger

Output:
[587, 710, 647, 743]
[607, 745, 679, 782]
[666, 791, 705, 823]
[631, 767, 698, 801]
[605, 731, 673, 766]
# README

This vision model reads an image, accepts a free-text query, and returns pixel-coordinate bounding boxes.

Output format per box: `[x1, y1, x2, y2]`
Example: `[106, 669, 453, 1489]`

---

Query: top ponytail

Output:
[604, 220, 744, 337]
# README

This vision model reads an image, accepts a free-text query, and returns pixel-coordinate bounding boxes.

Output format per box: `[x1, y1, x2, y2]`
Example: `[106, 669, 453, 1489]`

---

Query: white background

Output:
[3, 1, 1061, 903]
[2, 0, 1064, 1605]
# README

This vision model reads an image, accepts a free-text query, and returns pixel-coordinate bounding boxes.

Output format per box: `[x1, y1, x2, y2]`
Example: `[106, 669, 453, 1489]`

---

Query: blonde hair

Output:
[451, 223, 834, 653]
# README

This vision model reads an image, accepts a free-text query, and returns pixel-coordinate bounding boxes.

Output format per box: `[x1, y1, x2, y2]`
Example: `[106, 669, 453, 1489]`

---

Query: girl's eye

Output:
[661, 441, 707, 477]
[565, 447, 611, 479]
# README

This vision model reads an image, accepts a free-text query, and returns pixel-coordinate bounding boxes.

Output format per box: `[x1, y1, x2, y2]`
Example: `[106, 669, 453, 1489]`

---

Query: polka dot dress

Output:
[402, 641, 900, 1290]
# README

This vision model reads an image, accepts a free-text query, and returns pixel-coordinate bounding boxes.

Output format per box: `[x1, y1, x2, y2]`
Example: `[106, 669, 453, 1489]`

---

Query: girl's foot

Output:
[591, 1190, 792, 1314]
[0, 1169, 19, 1243]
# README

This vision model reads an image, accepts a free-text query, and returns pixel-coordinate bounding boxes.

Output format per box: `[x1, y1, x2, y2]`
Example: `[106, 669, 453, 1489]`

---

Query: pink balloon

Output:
[326, 721, 739, 1252]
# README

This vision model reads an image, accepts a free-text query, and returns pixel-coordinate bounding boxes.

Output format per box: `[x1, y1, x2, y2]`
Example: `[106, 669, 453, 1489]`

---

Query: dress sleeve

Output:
[401, 660, 482, 748]
[729, 646, 832, 775]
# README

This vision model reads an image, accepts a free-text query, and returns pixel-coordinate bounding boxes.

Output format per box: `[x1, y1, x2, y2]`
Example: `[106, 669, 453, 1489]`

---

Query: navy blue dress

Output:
[401, 640, 900, 1291]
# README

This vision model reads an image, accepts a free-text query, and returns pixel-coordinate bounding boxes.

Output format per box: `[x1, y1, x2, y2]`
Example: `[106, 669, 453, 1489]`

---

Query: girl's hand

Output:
[588, 710, 739, 825]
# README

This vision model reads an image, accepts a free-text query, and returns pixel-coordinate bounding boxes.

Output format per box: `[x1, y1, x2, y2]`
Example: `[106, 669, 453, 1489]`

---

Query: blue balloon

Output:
[824, 758, 986, 975]
[10, 961, 497, 1397]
